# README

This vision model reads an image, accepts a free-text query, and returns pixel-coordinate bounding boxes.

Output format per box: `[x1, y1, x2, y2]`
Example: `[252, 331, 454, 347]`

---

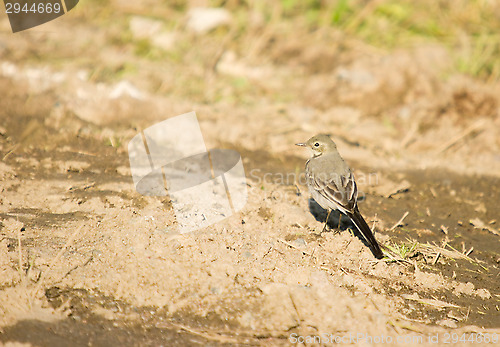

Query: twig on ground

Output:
[277, 238, 312, 256]
[288, 292, 303, 330]
[390, 211, 409, 231]
[432, 252, 440, 265]
[32, 224, 85, 298]
[401, 121, 419, 148]
[435, 120, 486, 154]
[465, 247, 474, 257]
[417, 242, 487, 270]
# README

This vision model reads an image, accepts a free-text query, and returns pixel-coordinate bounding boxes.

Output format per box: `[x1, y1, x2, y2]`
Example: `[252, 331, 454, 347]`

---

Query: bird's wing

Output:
[307, 168, 358, 212]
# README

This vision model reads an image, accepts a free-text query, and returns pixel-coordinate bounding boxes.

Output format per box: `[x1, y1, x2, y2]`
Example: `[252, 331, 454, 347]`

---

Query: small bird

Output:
[296, 134, 384, 259]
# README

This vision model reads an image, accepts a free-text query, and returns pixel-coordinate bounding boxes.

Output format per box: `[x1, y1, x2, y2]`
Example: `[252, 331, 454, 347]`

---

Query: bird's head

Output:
[295, 134, 337, 157]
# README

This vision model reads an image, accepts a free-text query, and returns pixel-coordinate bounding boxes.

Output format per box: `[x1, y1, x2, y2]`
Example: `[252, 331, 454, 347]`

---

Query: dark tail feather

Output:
[347, 208, 384, 259]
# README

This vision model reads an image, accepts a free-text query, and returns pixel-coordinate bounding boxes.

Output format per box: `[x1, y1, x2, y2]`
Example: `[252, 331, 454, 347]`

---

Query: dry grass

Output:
[236, 0, 500, 81]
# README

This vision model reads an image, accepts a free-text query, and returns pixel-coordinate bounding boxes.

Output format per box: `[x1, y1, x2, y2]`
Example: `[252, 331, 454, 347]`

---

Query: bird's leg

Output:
[321, 209, 332, 234]
[337, 214, 342, 230]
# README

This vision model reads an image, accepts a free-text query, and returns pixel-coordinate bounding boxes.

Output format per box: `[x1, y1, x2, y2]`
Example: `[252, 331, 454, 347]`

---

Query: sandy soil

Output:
[0, 2, 499, 346]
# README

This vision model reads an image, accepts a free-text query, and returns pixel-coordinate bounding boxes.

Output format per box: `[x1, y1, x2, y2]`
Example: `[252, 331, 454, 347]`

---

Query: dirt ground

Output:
[0, 2, 500, 346]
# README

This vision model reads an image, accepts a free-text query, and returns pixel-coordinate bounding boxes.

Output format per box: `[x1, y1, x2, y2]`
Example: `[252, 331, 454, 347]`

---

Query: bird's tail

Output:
[347, 207, 384, 259]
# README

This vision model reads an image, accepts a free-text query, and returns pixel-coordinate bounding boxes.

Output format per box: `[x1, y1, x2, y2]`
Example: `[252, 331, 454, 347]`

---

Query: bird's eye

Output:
[314, 142, 319, 147]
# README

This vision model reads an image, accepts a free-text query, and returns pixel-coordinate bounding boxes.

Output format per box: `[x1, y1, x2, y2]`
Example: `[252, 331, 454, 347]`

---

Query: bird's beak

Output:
[295, 143, 306, 147]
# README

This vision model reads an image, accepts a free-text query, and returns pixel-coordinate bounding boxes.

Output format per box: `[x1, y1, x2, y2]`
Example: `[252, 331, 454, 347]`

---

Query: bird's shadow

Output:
[308, 198, 373, 249]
